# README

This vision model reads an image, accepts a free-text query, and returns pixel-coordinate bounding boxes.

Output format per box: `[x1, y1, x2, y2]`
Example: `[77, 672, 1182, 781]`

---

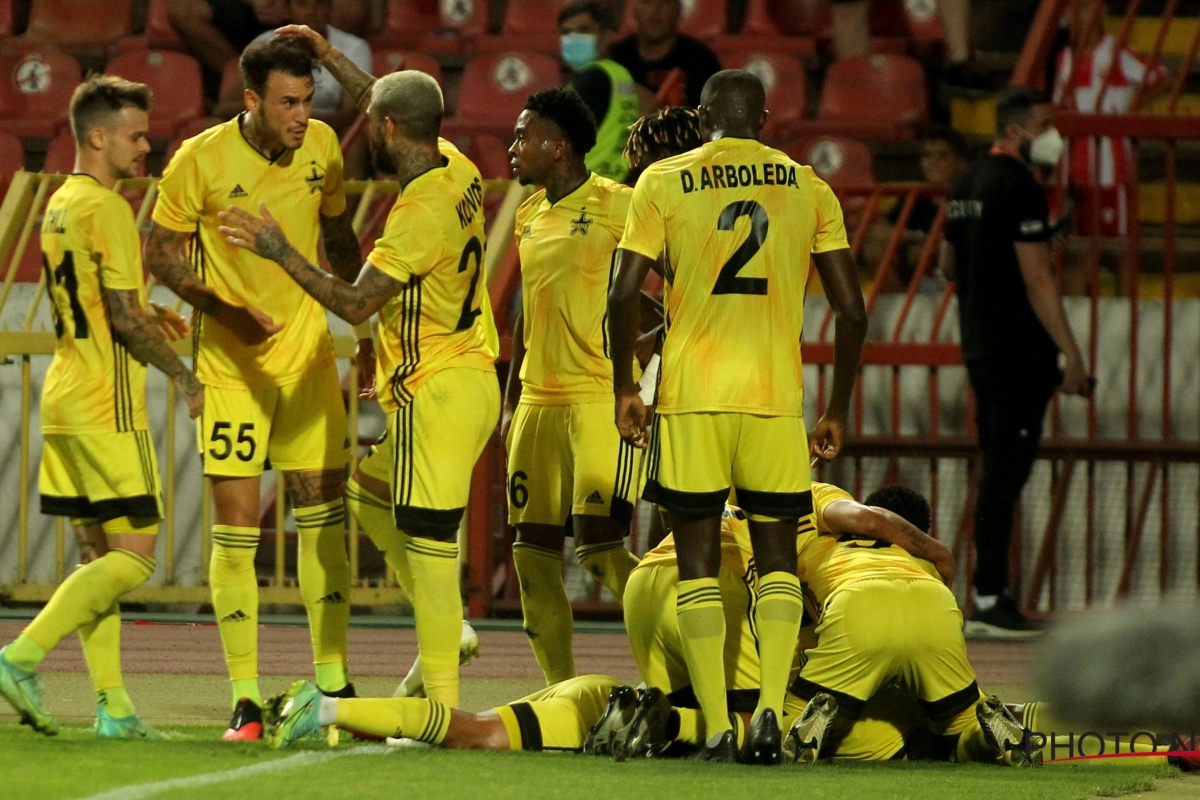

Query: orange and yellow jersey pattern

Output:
[366, 139, 498, 413]
[514, 173, 632, 405]
[797, 483, 942, 607]
[619, 137, 849, 416]
[40, 175, 149, 434]
[152, 114, 346, 389]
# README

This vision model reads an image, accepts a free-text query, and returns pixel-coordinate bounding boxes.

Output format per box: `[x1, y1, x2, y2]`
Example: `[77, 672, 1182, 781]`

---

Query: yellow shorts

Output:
[645, 412, 812, 519]
[495, 674, 623, 751]
[792, 578, 979, 724]
[505, 401, 641, 530]
[357, 367, 500, 534]
[198, 363, 350, 477]
[623, 559, 762, 712]
[782, 686, 925, 761]
[39, 431, 163, 528]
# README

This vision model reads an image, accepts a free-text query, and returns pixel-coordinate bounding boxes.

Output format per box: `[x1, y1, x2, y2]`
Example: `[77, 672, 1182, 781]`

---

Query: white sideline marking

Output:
[81, 744, 391, 800]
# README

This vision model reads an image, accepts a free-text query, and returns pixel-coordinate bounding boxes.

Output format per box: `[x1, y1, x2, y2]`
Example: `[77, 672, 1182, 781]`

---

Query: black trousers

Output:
[966, 357, 1059, 596]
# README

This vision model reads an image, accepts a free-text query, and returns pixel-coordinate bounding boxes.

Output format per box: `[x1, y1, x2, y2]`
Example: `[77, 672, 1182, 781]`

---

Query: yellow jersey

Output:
[619, 137, 849, 416]
[366, 139, 498, 413]
[152, 114, 346, 389]
[40, 174, 149, 434]
[514, 173, 632, 405]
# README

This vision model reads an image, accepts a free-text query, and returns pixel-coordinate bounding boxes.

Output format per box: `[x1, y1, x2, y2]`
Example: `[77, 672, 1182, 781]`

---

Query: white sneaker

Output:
[393, 620, 481, 697]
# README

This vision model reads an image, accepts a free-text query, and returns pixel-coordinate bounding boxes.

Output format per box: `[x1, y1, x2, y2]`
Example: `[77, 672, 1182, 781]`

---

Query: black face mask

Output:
[369, 134, 396, 176]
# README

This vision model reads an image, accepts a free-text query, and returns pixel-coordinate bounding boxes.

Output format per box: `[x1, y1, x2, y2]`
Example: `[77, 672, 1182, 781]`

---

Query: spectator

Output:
[868, 126, 970, 289]
[609, 0, 721, 108]
[942, 86, 1091, 634]
[169, 0, 288, 87]
[558, 1, 642, 183]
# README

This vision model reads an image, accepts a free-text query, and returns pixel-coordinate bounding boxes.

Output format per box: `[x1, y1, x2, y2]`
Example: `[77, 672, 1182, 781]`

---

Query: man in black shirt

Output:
[943, 86, 1090, 634]
[609, 0, 722, 108]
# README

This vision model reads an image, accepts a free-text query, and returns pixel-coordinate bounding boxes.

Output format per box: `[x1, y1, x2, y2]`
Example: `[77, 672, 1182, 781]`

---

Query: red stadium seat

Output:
[218, 58, 240, 99]
[165, 117, 219, 165]
[0, 50, 82, 137]
[21, 0, 132, 50]
[718, 0, 826, 54]
[783, 135, 873, 186]
[445, 52, 561, 139]
[0, 1, 13, 38]
[813, 54, 926, 139]
[106, 51, 203, 139]
[375, 0, 488, 51]
[0, 131, 25, 194]
[41, 131, 75, 173]
[721, 51, 806, 142]
[372, 50, 444, 86]
[461, 133, 512, 180]
[474, 0, 571, 53]
[622, 0, 728, 40]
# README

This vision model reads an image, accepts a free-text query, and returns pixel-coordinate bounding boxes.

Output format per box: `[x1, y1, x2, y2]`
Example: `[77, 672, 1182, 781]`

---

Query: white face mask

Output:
[1028, 126, 1065, 167]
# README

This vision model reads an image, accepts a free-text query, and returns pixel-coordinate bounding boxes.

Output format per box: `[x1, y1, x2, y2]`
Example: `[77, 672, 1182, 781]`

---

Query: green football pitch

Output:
[1, 673, 1190, 800]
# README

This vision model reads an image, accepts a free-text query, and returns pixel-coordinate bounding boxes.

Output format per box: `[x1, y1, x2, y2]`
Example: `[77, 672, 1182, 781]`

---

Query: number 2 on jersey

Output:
[712, 200, 769, 296]
[456, 236, 483, 331]
[42, 251, 89, 339]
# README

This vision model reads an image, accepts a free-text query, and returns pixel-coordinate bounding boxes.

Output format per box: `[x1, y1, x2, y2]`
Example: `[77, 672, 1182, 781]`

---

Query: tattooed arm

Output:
[145, 223, 281, 345]
[104, 289, 205, 419]
[274, 25, 376, 113]
[219, 204, 401, 325]
[819, 499, 956, 586]
[320, 209, 364, 283]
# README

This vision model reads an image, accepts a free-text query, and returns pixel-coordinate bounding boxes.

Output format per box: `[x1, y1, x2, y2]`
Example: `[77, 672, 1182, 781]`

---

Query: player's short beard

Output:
[369, 133, 396, 176]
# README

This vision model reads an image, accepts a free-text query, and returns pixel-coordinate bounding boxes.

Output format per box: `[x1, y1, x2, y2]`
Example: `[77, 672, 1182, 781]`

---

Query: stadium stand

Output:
[0, 0, 13, 39]
[720, 50, 806, 142]
[373, 0, 489, 52]
[105, 51, 204, 139]
[372, 49, 444, 85]
[40, 130, 75, 173]
[0, 131, 24, 195]
[813, 53, 927, 140]
[116, 0, 185, 53]
[476, 0, 570, 53]
[460, 133, 512, 180]
[620, 0, 729, 40]
[716, 0, 826, 55]
[783, 135, 874, 187]
[443, 51, 561, 139]
[0, 50, 81, 137]
[15, 0, 132, 51]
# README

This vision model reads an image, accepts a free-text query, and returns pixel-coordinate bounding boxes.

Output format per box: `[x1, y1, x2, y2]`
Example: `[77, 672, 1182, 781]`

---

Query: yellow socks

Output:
[406, 536, 463, 707]
[210, 524, 261, 707]
[332, 696, 452, 744]
[294, 500, 351, 693]
[79, 601, 137, 717]
[754, 572, 804, 719]
[575, 541, 639, 603]
[11, 549, 155, 673]
[676, 577, 731, 740]
[512, 542, 575, 685]
[346, 479, 413, 592]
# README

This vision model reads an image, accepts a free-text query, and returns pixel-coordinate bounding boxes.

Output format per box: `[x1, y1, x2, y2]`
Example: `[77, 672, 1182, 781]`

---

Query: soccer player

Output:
[504, 87, 641, 686]
[218, 23, 499, 710]
[145, 36, 360, 739]
[607, 69, 868, 762]
[0, 76, 204, 739]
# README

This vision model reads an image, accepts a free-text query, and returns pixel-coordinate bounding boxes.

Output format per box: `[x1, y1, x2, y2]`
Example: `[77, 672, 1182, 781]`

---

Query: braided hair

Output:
[623, 107, 704, 180]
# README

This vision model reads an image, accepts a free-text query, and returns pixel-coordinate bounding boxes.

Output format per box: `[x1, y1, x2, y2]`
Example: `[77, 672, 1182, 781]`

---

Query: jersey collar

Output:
[401, 155, 451, 194]
[545, 171, 594, 209]
[236, 112, 287, 165]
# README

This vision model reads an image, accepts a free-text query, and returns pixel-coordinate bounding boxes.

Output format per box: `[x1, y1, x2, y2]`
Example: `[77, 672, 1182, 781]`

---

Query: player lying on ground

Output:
[219, 23, 500, 711]
[0, 76, 204, 740]
[607, 70, 868, 763]
[147, 34, 361, 739]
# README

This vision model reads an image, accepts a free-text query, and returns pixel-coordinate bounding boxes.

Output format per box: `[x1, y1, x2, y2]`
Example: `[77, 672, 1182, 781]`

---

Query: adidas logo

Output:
[221, 609, 250, 622]
[317, 591, 346, 604]
[585, 490, 604, 505]
[228, 184, 248, 198]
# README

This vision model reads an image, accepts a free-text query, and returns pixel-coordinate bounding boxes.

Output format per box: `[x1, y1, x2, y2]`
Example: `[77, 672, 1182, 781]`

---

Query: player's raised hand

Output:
[218, 204, 296, 265]
[615, 389, 649, 449]
[149, 302, 189, 341]
[273, 24, 333, 59]
[809, 413, 845, 462]
[355, 336, 377, 400]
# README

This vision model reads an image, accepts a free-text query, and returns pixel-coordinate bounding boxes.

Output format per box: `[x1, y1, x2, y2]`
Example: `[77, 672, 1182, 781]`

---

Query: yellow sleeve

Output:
[366, 202, 437, 283]
[810, 482, 854, 533]
[93, 197, 144, 291]
[152, 144, 205, 232]
[603, 185, 633, 241]
[811, 174, 850, 254]
[320, 130, 347, 217]
[617, 172, 666, 259]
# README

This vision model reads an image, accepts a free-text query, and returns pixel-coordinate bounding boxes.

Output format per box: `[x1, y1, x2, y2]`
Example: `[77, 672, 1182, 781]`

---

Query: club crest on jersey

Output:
[305, 162, 325, 194]
[571, 208, 593, 235]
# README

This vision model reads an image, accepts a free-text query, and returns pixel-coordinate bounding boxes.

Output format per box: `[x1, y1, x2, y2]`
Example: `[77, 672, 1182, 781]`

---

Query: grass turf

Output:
[0, 673, 1187, 800]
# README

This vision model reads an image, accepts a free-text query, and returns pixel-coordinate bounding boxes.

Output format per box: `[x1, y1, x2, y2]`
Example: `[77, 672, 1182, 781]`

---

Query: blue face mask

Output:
[560, 33, 599, 70]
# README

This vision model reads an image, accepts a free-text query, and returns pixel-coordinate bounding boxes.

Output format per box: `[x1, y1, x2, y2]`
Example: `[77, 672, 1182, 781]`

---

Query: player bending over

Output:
[220, 24, 499, 711]
[607, 70, 868, 763]
[0, 76, 203, 739]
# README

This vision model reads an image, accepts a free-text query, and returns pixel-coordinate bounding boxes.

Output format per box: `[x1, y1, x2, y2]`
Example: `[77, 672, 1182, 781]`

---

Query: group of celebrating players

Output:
[2, 21, 1182, 772]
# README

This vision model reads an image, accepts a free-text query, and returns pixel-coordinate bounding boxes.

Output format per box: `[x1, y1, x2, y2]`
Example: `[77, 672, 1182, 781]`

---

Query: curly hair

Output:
[624, 106, 704, 172]
[523, 87, 597, 157]
[863, 485, 932, 534]
[240, 35, 318, 97]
